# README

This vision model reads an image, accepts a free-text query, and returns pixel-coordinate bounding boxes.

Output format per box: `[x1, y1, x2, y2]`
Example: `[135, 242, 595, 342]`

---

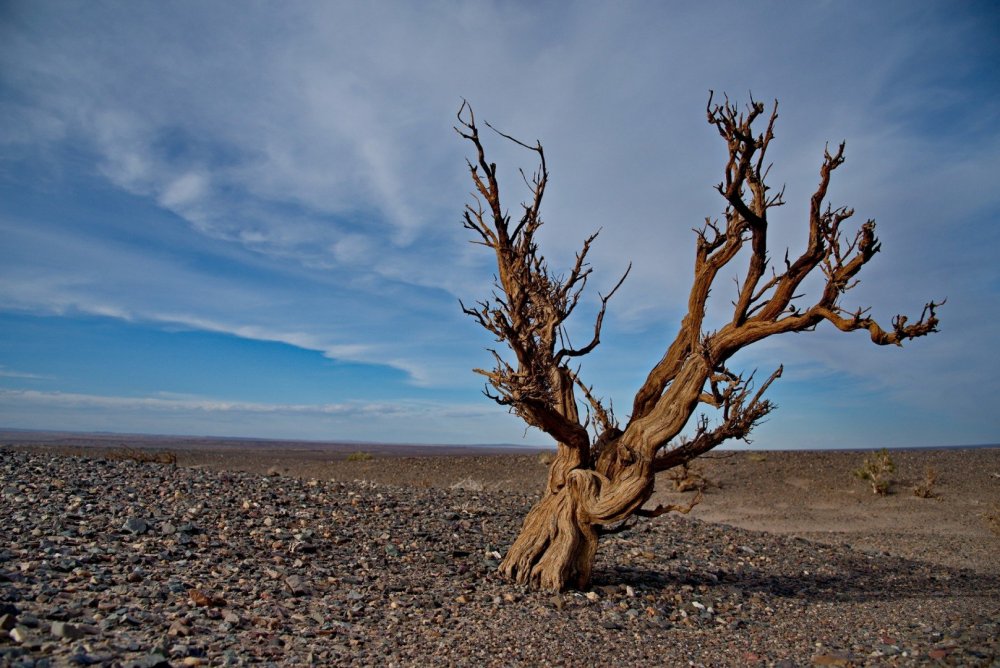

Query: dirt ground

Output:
[649, 448, 1000, 576]
[5, 432, 998, 576]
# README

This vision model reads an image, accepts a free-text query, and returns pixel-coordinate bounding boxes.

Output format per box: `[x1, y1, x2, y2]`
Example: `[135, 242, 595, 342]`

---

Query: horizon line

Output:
[1, 427, 996, 453]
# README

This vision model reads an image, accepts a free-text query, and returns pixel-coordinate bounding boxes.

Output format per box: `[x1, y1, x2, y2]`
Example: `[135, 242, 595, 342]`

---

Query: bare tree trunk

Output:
[456, 95, 941, 592]
[500, 449, 653, 590]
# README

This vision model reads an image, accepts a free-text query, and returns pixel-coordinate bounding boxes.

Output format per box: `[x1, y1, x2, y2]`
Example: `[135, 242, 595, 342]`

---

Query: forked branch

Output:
[456, 102, 627, 455]
[463, 94, 942, 593]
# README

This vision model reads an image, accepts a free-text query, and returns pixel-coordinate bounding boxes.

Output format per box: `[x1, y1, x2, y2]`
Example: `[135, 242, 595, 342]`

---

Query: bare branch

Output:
[650, 366, 783, 473]
[634, 490, 703, 518]
[556, 263, 631, 361]
[462, 96, 942, 593]
[458, 102, 629, 456]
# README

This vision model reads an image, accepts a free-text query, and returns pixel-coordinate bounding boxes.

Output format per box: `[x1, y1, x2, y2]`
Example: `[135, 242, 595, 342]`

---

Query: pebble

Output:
[285, 575, 309, 596]
[0, 448, 997, 666]
[50, 620, 85, 639]
[121, 517, 150, 534]
[124, 654, 170, 668]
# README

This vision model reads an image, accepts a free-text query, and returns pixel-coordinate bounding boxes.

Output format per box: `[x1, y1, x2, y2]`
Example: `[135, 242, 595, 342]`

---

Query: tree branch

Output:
[458, 102, 629, 455]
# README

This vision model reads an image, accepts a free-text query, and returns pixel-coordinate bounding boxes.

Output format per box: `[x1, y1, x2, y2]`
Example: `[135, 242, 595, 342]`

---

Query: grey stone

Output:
[122, 517, 149, 534]
[50, 621, 85, 640]
[285, 575, 309, 596]
[124, 655, 170, 668]
[168, 643, 189, 658]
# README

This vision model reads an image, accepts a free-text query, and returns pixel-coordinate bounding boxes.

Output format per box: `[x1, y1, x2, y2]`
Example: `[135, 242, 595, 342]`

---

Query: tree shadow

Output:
[590, 543, 999, 604]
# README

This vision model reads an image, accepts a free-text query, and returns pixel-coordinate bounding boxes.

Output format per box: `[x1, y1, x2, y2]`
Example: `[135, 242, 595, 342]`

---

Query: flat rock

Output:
[51, 620, 85, 639]
[121, 517, 150, 534]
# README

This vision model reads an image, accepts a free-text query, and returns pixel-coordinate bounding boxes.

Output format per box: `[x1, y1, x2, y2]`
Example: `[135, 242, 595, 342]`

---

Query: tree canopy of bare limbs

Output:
[456, 95, 941, 592]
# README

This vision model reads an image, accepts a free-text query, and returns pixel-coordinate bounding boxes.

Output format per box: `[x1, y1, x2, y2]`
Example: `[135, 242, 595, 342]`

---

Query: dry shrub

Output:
[346, 451, 374, 462]
[450, 477, 485, 492]
[853, 448, 895, 496]
[537, 451, 554, 466]
[665, 461, 718, 493]
[982, 504, 1000, 536]
[912, 466, 938, 498]
[106, 447, 178, 465]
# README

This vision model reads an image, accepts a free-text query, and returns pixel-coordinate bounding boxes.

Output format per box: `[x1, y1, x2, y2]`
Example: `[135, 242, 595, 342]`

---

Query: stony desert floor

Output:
[160, 441, 999, 577]
[1, 437, 998, 666]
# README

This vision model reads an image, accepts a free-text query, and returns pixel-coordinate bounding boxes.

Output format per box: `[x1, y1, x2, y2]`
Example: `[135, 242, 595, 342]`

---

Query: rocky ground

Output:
[1, 446, 998, 666]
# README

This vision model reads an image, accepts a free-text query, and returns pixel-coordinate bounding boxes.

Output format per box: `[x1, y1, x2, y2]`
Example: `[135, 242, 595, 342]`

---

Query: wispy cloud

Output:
[0, 389, 406, 416]
[0, 388, 519, 444]
[0, 1, 996, 445]
[0, 367, 51, 381]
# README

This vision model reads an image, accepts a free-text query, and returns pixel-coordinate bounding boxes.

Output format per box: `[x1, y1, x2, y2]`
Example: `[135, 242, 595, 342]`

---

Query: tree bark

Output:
[458, 96, 941, 593]
[500, 447, 654, 591]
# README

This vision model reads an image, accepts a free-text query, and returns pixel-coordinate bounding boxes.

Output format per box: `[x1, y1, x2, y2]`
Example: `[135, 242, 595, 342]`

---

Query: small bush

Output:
[982, 504, 1000, 536]
[450, 476, 485, 491]
[106, 447, 178, 466]
[912, 466, 938, 498]
[665, 461, 718, 492]
[853, 448, 895, 496]
[346, 451, 374, 462]
[748, 453, 768, 463]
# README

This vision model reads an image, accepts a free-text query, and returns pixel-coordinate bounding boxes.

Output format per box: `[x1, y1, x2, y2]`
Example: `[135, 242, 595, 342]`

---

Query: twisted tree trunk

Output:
[500, 448, 653, 590]
[456, 95, 941, 592]
[501, 357, 710, 589]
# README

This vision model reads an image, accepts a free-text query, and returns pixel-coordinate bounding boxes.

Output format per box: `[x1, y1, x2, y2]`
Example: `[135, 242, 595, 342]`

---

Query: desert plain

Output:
[1, 431, 997, 666]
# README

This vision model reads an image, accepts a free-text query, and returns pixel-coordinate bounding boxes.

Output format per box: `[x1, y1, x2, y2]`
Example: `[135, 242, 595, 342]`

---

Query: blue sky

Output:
[1, 1, 998, 448]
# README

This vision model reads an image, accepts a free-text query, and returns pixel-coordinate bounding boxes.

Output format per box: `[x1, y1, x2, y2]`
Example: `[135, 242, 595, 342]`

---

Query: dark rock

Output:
[50, 620, 85, 639]
[124, 654, 170, 668]
[285, 575, 309, 596]
[122, 518, 149, 534]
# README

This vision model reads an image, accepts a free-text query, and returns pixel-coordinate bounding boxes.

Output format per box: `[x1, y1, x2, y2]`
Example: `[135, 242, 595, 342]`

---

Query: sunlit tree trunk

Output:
[456, 95, 941, 591]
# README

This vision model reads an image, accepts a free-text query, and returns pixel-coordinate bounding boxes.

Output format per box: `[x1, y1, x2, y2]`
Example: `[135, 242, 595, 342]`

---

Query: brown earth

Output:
[649, 448, 1000, 577]
[5, 432, 997, 577]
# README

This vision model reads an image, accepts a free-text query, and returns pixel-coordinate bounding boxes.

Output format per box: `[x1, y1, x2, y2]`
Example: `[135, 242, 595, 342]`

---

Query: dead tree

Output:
[456, 95, 941, 591]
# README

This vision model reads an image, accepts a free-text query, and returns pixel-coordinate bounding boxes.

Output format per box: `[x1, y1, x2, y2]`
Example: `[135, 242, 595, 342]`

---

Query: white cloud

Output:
[0, 388, 530, 444]
[330, 234, 376, 266]
[0, 1, 996, 445]
[159, 172, 209, 211]
[0, 388, 402, 416]
[0, 367, 51, 381]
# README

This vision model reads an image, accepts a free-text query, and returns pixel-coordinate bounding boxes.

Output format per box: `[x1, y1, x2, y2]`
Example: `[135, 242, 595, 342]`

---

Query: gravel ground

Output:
[1, 448, 998, 667]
